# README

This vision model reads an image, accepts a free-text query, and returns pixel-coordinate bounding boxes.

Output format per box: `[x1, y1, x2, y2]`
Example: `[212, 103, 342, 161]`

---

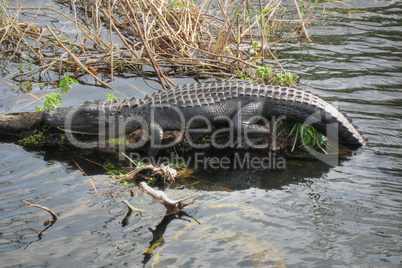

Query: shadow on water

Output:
[187, 157, 335, 191]
[1, 135, 339, 191]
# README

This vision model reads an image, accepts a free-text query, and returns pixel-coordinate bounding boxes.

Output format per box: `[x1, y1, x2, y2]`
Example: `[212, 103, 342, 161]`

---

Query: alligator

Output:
[0, 80, 366, 153]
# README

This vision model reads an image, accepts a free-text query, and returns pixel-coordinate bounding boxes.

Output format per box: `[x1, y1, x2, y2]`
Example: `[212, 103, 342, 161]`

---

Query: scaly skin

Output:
[44, 80, 367, 150]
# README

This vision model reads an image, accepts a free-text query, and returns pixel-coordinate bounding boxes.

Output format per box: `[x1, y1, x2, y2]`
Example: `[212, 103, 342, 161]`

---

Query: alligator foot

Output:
[233, 123, 269, 149]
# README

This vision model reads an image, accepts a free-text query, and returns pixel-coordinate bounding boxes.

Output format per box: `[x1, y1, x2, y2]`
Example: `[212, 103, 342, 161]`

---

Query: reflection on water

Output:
[0, 0, 401, 267]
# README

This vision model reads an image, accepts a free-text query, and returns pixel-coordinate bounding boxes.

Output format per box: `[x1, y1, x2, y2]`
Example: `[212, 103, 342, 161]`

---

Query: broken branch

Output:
[139, 182, 199, 214]
[122, 200, 146, 213]
[45, 25, 116, 91]
[71, 158, 100, 195]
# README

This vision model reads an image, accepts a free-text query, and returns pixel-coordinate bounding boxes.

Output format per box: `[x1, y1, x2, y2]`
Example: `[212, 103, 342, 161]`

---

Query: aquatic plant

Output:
[18, 125, 51, 146]
[36, 73, 79, 111]
[289, 122, 327, 153]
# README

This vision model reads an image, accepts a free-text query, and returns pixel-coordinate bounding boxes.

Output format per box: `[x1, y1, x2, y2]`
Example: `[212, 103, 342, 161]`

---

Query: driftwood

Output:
[119, 162, 199, 214]
[121, 200, 146, 227]
[121, 200, 146, 213]
[120, 164, 178, 185]
[139, 182, 199, 214]
[0, 111, 43, 136]
[0, 111, 287, 152]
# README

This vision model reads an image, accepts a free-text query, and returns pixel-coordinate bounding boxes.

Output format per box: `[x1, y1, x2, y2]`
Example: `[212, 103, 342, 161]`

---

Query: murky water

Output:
[0, 0, 401, 267]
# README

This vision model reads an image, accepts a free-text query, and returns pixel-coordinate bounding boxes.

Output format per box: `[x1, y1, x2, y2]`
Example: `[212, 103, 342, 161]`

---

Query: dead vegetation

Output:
[0, 0, 320, 91]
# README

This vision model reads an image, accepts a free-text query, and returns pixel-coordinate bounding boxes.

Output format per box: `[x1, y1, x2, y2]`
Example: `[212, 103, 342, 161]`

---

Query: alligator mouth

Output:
[54, 125, 103, 135]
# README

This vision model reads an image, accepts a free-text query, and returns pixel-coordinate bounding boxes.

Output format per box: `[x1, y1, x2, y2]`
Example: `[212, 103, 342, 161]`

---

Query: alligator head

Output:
[44, 97, 142, 135]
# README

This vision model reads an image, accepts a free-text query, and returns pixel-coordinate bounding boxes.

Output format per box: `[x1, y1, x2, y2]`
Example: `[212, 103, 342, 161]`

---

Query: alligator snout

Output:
[44, 105, 98, 133]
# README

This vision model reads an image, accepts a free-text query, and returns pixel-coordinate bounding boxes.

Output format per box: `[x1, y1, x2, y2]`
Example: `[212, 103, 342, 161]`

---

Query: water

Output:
[0, 0, 401, 267]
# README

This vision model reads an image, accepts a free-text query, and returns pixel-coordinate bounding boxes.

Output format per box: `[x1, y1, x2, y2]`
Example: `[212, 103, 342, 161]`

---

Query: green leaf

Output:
[59, 79, 67, 86]
[70, 78, 79, 84]
[60, 86, 70, 93]
[107, 94, 117, 100]
[174, 3, 190, 8]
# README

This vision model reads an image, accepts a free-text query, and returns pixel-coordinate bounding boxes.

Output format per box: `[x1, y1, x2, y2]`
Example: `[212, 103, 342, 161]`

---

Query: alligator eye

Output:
[83, 106, 97, 113]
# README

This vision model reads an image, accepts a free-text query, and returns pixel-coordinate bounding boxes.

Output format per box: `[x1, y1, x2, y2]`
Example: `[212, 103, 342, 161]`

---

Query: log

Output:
[139, 182, 199, 214]
[0, 111, 44, 135]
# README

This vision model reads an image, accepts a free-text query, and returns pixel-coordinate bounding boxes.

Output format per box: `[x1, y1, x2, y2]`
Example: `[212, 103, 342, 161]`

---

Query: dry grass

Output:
[0, 0, 321, 91]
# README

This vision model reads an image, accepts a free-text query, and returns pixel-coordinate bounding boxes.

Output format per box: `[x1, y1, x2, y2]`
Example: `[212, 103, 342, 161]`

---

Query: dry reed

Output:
[0, 0, 321, 91]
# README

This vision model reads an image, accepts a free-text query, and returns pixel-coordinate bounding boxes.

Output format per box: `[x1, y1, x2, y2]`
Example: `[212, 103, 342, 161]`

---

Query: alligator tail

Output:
[268, 84, 367, 149]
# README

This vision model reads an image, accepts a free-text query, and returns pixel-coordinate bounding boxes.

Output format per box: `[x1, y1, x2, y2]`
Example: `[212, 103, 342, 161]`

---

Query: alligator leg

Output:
[232, 101, 269, 149]
[235, 124, 270, 148]
[148, 122, 164, 156]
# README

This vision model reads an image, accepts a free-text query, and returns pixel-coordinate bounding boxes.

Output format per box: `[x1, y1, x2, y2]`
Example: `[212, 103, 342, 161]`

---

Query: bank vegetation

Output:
[0, 0, 323, 91]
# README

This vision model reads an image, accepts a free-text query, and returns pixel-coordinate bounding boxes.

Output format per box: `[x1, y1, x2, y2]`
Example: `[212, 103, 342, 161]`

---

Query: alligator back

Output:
[145, 80, 366, 149]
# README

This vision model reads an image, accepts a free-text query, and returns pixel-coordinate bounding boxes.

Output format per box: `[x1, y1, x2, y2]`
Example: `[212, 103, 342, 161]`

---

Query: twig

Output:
[292, 0, 312, 42]
[99, 6, 141, 63]
[24, 201, 58, 221]
[259, 0, 265, 59]
[122, 200, 146, 213]
[45, 25, 116, 91]
[108, 0, 114, 81]
[71, 157, 100, 195]
[268, 47, 286, 73]
[123, 0, 172, 90]
[27, 93, 43, 102]
[0, 1, 316, 88]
